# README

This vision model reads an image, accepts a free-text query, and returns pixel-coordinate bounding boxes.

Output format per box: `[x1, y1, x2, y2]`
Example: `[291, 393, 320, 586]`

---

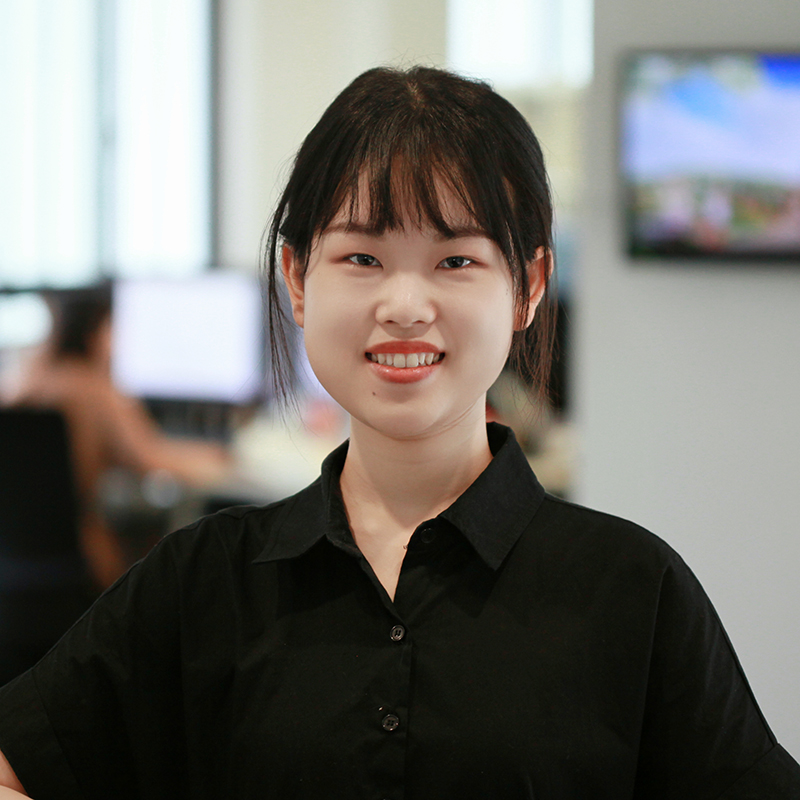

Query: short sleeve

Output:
[718, 745, 800, 799]
[0, 535, 185, 800]
[633, 552, 800, 798]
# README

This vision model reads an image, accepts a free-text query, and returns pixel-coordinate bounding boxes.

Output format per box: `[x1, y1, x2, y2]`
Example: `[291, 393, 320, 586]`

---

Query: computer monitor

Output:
[0, 290, 52, 350]
[620, 50, 800, 260]
[111, 272, 265, 405]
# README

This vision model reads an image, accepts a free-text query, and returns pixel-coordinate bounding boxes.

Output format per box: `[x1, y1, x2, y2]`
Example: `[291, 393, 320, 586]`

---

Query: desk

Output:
[99, 409, 347, 561]
[224, 409, 348, 503]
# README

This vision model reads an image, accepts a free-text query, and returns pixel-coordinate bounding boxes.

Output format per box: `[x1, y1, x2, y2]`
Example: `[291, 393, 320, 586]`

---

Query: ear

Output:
[517, 247, 551, 330]
[281, 245, 306, 328]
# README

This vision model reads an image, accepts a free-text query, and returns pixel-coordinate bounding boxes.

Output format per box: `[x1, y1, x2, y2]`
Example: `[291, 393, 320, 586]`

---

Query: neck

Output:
[340, 411, 493, 536]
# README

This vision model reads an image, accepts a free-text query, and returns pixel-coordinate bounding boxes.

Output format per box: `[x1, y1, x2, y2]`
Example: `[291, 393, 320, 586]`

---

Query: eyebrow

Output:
[324, 222, 489, 241]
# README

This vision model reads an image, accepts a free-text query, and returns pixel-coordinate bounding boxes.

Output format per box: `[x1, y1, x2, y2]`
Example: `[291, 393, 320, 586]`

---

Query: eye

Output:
[439, 256, 473, 269]
[348, 253, 380, 267]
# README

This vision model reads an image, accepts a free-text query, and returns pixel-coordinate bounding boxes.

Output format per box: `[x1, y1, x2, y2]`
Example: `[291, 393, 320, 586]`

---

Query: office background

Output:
[1, 0, 799, 756]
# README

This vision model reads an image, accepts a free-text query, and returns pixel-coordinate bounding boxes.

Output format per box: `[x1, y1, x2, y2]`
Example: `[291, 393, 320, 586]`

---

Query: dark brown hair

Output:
[44, 284, 113, 358]
[264, 65, 556, 405]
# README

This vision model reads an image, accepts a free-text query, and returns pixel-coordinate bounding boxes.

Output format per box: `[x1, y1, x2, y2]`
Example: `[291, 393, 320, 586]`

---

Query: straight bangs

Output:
[293, 110, 535, 323]
[329, 128, 511, 248]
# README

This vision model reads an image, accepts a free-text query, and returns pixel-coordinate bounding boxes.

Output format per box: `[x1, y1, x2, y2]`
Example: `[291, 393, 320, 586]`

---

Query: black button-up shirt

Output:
[1, 424, 798, 799]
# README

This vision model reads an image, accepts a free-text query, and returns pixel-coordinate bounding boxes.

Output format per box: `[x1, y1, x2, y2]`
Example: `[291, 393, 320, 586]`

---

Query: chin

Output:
[354, 401, 486, 443]
[345, 402, 437, 438]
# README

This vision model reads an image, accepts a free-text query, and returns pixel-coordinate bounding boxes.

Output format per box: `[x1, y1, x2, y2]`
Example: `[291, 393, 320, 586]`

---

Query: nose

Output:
[375, 272, 436, 329]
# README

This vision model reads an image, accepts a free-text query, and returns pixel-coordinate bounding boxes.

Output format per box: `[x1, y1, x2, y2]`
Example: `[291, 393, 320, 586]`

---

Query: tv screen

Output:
[621, 50, 800, 259]
[112, 272, 265, 404]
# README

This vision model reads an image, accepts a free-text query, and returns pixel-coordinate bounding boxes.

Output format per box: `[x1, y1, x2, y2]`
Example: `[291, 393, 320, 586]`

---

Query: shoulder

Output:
[150, 478, 325, 573]
[526, 492, 681, 571]
[30, 480, 327, 658]
[499, 491, 709, 627]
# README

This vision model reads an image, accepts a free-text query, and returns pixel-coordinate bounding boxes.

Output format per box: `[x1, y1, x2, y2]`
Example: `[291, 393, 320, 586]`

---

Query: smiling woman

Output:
[0, 65, 798, 800]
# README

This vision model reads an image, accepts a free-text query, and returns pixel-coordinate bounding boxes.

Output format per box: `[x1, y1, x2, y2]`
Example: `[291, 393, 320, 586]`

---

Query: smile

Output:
[367, 352, 444, 368]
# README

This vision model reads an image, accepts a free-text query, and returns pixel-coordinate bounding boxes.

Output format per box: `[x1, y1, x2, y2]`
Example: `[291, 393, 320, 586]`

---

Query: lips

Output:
[365, 341, 444, 382]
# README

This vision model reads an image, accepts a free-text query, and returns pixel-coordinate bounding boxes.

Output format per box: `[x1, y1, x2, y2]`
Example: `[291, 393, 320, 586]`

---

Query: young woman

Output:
[1, 65, 798, 800]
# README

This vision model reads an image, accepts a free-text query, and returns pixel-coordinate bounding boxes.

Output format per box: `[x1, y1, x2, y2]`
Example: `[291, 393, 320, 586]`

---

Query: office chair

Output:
[0, 408, 93, 685]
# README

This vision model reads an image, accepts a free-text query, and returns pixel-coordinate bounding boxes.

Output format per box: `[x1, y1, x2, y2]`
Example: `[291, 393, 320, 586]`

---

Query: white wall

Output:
[216, 0, 447, 270]
[576, 0, 800, 754]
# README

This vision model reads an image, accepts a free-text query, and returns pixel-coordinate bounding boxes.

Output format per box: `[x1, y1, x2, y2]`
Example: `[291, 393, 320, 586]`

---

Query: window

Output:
[0, 0, 213, 288]
[447, 0, 593, 90]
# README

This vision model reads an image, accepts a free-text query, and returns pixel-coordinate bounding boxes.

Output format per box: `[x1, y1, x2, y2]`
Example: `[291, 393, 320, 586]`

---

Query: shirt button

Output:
[381, 713, 400, 732]
[390, 624, 406, 641]
[420, 526, 437, 544]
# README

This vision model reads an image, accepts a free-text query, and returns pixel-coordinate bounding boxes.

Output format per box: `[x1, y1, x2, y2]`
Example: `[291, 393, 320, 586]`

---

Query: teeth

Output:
[368, 352, 442, 368]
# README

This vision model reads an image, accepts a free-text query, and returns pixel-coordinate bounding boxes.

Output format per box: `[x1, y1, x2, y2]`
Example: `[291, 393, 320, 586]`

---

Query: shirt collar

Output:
[254, 423, 545, 570]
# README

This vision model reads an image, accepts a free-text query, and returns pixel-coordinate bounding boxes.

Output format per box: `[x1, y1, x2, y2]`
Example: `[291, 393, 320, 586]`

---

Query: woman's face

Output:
[283, 190, 539, 442]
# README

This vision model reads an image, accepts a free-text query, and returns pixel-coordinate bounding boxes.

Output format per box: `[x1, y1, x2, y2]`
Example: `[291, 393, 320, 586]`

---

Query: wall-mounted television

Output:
[620, 50, 800, 260]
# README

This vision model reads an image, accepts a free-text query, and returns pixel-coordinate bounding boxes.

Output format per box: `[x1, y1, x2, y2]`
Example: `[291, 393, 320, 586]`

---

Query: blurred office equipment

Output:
[0, 292, 51, 350]
[111, 271, 266, 441]
[621, 50, 800, 260]
[0, 408, 93, 685]
[0, 291, 53, 402]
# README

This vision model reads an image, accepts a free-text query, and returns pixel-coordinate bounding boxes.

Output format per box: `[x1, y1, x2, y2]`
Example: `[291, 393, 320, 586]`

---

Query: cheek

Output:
[467, 289, 516, 354]
[302, 277, 349, 337]
[299, 279, 366, 394]
[301, 294, 329, 339]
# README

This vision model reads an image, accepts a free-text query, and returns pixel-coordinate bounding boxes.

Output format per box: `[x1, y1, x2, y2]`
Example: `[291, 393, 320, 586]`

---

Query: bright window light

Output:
[0, 0, 98, 287]
[447, 0, 593, 90]
[114, 0, 213, 277]
[0, 0, 212, 288]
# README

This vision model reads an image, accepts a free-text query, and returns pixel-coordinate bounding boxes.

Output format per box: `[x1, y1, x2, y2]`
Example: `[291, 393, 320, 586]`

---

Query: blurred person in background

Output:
[4, 285, 232, 591]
